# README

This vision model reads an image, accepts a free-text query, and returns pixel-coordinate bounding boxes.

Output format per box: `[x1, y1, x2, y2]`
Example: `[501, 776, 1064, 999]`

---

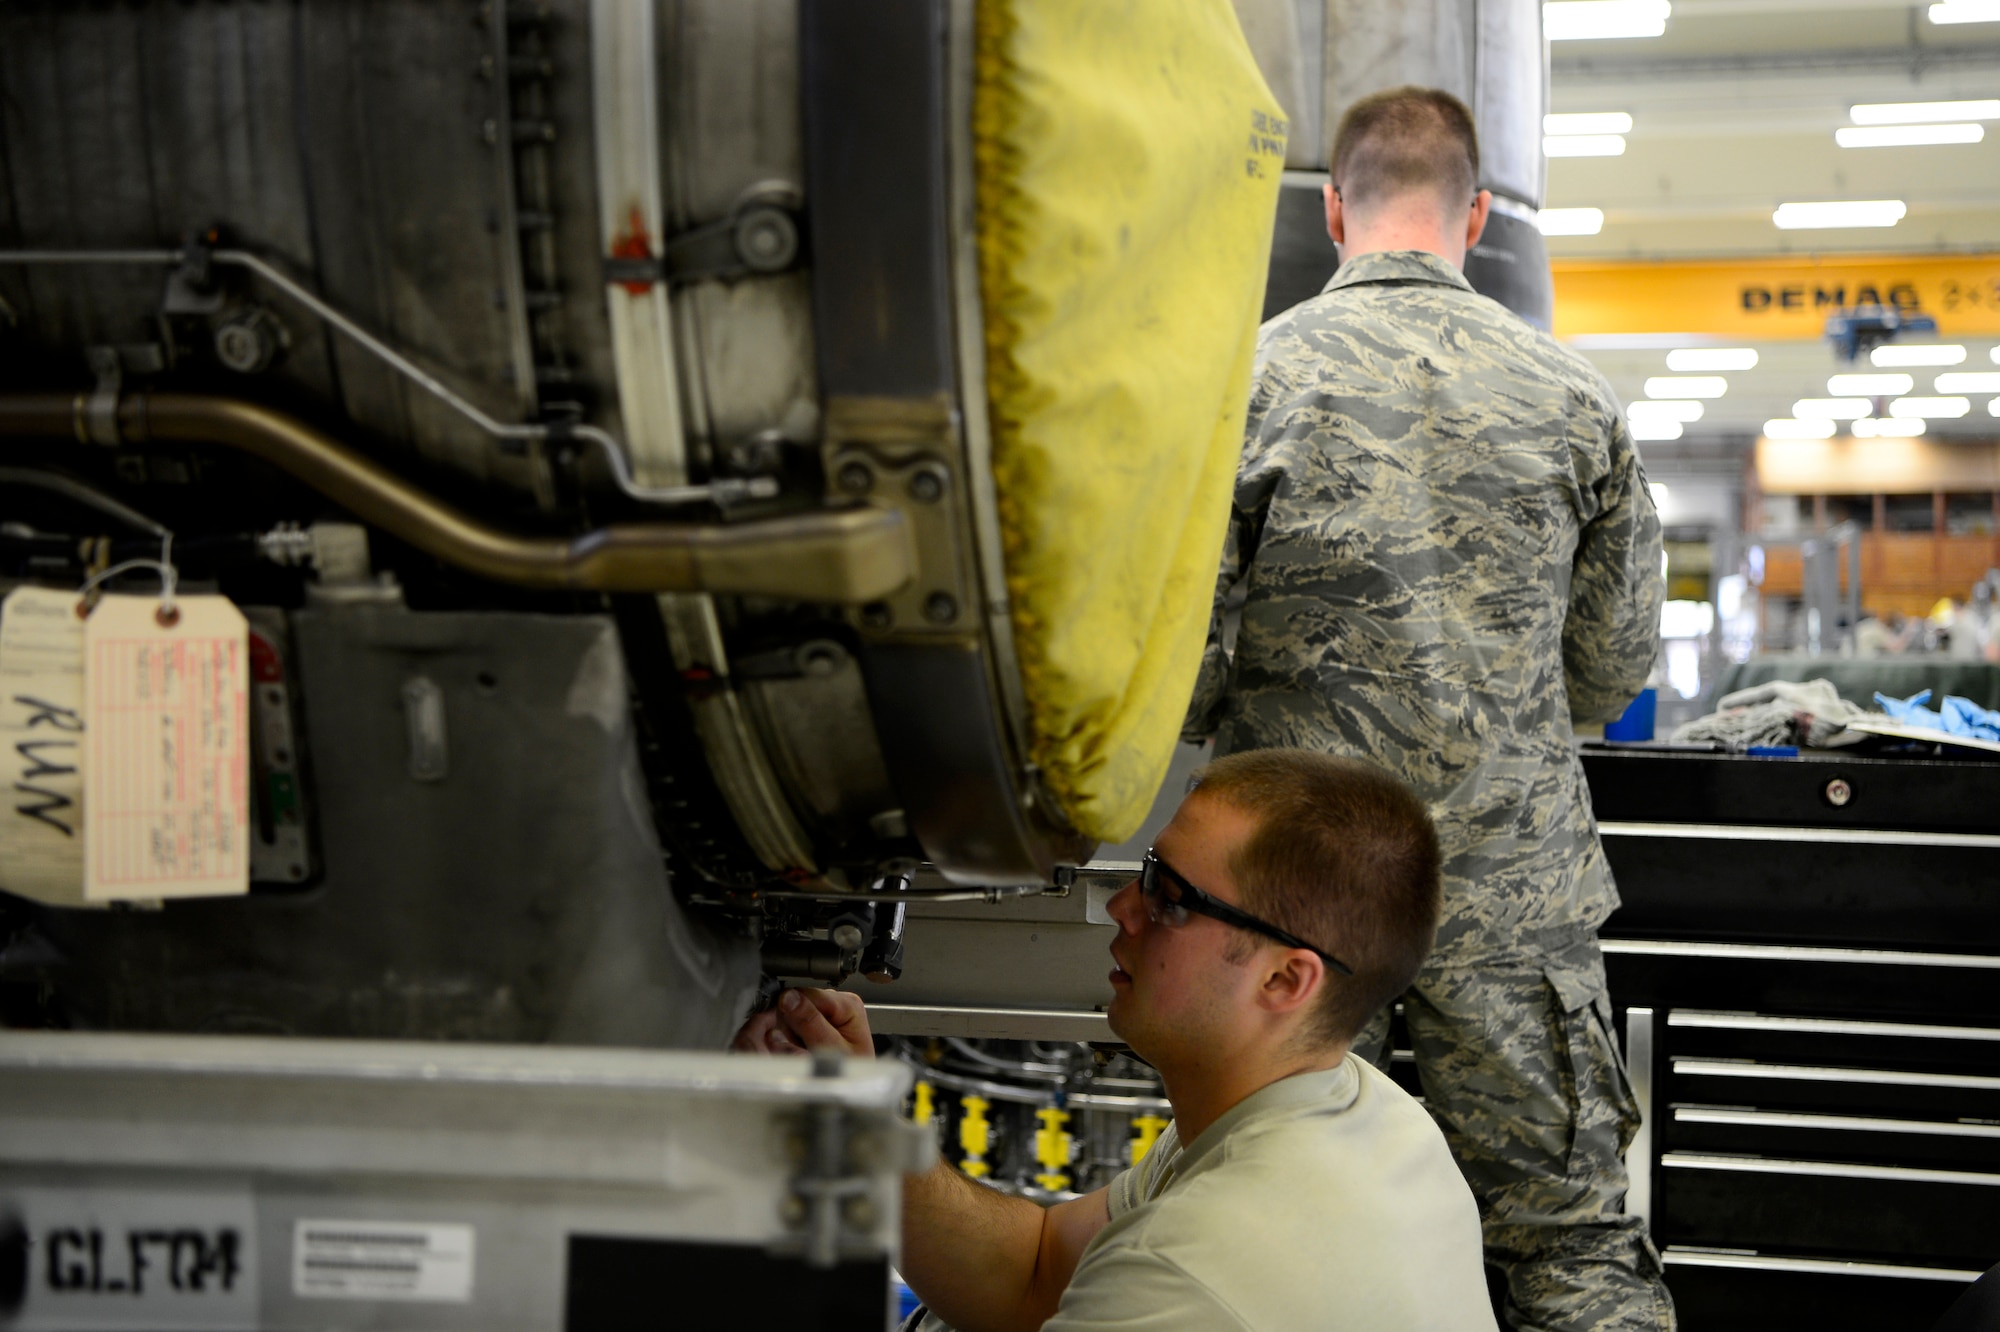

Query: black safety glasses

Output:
[1138, 849, 1354, 977]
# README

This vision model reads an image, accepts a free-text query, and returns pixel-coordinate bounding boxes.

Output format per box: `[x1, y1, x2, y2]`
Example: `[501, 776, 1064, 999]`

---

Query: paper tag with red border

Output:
[83, 594, 250, 901]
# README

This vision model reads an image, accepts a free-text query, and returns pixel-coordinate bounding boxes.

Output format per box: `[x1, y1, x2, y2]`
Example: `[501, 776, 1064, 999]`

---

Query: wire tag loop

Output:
[76, 532, 179, 626]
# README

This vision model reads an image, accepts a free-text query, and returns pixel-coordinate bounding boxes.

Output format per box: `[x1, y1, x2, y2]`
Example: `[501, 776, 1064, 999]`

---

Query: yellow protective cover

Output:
[975, 0, 1285, 841]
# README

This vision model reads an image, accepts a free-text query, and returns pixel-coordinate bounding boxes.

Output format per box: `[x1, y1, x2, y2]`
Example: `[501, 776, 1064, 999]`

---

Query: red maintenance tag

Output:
[82, 594, 250, 902]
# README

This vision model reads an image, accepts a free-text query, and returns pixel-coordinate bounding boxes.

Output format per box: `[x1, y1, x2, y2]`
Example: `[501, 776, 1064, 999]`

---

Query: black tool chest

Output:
[1583, 747, 2000, 1330]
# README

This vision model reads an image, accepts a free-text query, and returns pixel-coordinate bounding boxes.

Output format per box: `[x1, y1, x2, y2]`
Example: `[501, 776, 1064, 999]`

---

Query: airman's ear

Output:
[1465, 188, 1492, 252]
[1323, 181, 1346, 246]
[1256, 948, 1326, 1020]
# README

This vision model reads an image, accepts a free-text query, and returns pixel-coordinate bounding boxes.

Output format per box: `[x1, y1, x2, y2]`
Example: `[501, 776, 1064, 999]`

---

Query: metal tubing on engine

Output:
[758, 939, 852, 983]
[0, 394, 915, 601]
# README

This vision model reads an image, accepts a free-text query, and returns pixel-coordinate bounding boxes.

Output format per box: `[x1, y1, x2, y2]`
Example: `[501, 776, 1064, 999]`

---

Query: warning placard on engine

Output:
[292, 1219, 476, 1302]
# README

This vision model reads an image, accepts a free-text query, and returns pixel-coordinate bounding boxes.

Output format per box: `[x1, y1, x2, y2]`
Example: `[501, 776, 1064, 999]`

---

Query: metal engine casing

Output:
[0, 0, 1553, 1044]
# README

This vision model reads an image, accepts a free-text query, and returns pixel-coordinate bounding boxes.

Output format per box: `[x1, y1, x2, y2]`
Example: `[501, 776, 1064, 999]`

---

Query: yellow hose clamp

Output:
[1034, 1106, 1073, 1192]
[959, 1094, 992, 1179]
[1130, 1113, 1169, 1164]
[912, 1080, 935, 1127]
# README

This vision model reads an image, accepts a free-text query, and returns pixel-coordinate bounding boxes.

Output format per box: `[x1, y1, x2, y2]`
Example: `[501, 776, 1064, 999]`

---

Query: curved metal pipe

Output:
[0, 393, 914, 602]
[0, 246, 761, 507]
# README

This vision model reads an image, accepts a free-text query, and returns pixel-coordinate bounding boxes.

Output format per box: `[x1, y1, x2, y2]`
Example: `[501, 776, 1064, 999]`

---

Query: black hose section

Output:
[0, 466, 169, 538]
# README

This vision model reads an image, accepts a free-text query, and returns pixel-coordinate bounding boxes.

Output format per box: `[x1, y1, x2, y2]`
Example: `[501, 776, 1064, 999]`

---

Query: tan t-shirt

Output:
[1044, 1055, 1496, 1331]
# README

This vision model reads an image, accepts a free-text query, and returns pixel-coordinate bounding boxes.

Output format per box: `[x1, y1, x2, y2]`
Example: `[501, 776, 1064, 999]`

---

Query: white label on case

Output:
[292, 1219, 476, 1302]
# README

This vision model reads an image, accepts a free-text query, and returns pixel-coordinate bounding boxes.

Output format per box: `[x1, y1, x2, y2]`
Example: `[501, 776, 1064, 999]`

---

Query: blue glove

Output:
[1941, 695, 2000, 741]
[1874, 689, 1945, 730]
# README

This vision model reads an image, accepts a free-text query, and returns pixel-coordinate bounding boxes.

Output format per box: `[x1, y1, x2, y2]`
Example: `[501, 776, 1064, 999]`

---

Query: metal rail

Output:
[899, 1058, 1170, 1114]
[1603, 939, 2000, 969]
[1675, 1107, 2000, 1140]
[1662, 1151, 2000, 1188]
[1598, 820, 2000, 849]
[1661, 1248, 1983, 1283]
[866, 1003, 1113, 1044]
[1668, 1010, 2000, 1041]
[1671, 1057, 2000, 1092]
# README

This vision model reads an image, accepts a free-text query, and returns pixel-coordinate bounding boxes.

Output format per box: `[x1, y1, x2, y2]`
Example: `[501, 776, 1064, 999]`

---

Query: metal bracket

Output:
[860, 899, 907, 983]
[603, 186, 804, 290]
[731, 638, 851, 683]
[82, 347, 123, 447]
[779, 1058, 879, 1269]
[161, 232, 227, 316]
[823, 396, 976, 639]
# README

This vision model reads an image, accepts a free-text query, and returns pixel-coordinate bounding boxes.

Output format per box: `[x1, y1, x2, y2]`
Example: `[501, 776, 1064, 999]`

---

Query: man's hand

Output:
[731, 986, 875, 1057]
[732, 986, 1109, 1330]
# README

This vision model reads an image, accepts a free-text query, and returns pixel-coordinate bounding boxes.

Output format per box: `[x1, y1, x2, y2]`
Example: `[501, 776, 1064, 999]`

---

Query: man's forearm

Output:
[738, 989, 1096, 1328]
[899, 1162, 1062, 1332]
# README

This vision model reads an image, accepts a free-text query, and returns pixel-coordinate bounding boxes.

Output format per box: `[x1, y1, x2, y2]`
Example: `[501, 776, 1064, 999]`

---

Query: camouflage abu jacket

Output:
[1185, 249, 1664, 963]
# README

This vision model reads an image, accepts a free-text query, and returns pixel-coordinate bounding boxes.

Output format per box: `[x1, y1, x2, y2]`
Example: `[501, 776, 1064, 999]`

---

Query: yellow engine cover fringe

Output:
[975, 0, 1285, 840]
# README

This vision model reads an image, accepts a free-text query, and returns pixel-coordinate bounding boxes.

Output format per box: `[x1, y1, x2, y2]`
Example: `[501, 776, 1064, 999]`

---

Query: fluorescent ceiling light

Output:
[1546, 2, 1671, 40]
[1793, 398, 1871, 420]
[1772, 200, 1906, 229]
[1661, 601, 1714, 638]
[1871, 344, 1966, 366]
[1991, 397, 2000, 416]
[1666, 348, 1757, 371]
[1937, 372, 2000, 393]
[1629, 399, 1704, 422]
[1644, 375, 1727, 399]
[1537, 207, 1604, 236]
[1828, 372, 1914, 396]
[1545, 135, 1627, 157]
[1851, 99, 2000, 124]
[1836, 124, 1984, 148]
[1649, 483, 1670, 503]
[1853, 417, 1926, 437]
[1890, 396, 1971, 418]
[1928, 2, 2000, 24]
[1763, 418, 1836, 439]
[1993, 346, 2000, 363]
[1631, 420, 1683, 442]
[1545, 112, 1633, 136]
[1571, 333, 1716, 350]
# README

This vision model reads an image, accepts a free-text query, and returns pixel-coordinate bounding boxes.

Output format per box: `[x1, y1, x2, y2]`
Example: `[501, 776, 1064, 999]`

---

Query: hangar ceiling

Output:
[1547, 0, 2000, 258]
[1542, 0, 2000, 479]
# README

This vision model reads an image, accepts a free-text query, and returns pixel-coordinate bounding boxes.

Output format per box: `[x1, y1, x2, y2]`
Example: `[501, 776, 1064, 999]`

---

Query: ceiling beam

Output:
[1555, 42, 2000, 80]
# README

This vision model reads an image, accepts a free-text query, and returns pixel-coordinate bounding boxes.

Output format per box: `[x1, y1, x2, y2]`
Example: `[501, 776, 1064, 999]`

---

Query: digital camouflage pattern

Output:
[1186, 248, 1671, 1331]
[1184, 248, 1664, 964]
[1353, 941, 1674, 1332]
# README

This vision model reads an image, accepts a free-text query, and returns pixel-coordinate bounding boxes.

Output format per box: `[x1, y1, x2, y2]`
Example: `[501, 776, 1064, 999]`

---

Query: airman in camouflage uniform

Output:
[1185, 231, 1669, 1327]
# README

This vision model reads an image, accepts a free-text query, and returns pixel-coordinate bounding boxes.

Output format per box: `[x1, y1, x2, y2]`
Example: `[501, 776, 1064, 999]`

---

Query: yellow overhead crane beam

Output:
[1551, 252, 2000, 341]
